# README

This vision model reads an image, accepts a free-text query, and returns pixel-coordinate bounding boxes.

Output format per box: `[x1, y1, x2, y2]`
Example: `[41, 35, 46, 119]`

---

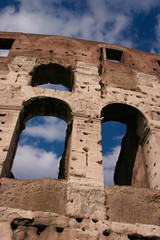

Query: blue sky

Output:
[1, 0, 160, 184]
[0, 0, 160, 52]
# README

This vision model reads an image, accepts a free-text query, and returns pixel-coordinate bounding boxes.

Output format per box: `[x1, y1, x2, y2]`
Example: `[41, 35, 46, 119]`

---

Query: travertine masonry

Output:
[0, 32, 160, 239]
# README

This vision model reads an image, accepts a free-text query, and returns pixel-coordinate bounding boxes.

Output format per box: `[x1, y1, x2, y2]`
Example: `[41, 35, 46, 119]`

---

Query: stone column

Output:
[66, 113, 106, 219]
[141, 125, 160, 190]
[0, 106, 21, 177]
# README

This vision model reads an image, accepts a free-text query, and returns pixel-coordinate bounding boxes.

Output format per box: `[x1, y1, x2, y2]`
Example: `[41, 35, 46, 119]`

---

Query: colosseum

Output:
[0, 32, 160, 239]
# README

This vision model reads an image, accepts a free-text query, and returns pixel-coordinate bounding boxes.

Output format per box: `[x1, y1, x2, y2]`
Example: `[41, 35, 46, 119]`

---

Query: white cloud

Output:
[103, 145, 121, 185]
[0, 0, 160, 50]
[24, 117, 67, 142]
[12, 144, 60, 179]
[0, 0, 133, 46]
[113, 135, 124, 141]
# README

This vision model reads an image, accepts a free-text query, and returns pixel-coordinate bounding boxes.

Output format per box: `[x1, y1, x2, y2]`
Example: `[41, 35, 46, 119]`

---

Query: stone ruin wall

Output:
[0, 32, 160, 239]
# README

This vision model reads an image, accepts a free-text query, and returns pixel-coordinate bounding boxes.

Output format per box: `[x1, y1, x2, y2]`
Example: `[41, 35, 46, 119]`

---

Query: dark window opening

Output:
[30, 63, 74, 91]
[106, 48, 123, 62]
[0, 38, 15, 57]
[2, 97, 72, 180]
[101, 103, 148, 186]
[157, 60, 160, 66]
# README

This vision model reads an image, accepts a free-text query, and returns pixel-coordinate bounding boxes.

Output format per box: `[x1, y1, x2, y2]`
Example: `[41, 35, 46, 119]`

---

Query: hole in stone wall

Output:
[103, 230, 110, 236]
[11, 218, 34, 230]
[128, 234, 159, 239]
[30, 63, 74, 91]
[11, 218, 47, 237]
[106, 48, 123, 62]
[157, 60, 160, 66]
[56, 227, 64, 233]
[75, 218, 83, 223]
[0, 38, 15, 57]
[102, 121, 126, 185]
[36, 225, 47, 235]
[12, 116, 67, 180]
[101, 103, 147, 186]
[92, 219, 98, 223]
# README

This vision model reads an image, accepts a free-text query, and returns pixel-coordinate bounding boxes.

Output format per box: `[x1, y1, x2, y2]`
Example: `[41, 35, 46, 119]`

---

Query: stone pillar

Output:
[0, 107, 21, 177]
[66, 113, 106, 218]
[141, 126, 160, 190]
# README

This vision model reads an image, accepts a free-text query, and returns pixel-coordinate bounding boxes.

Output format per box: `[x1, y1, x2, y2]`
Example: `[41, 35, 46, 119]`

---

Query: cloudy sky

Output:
[1, 0, 160, 184]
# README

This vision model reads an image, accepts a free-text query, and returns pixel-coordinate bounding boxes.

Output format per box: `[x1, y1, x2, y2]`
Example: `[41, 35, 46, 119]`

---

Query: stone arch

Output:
[2, 97, 72, 179]
[22, 96, 72, 123]
[30, 63, 74, 91]
[101, 103, 149, 186]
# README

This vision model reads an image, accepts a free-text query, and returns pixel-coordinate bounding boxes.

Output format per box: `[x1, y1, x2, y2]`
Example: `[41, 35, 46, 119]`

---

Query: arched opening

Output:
[2, 97, 72, 180]
[12, 116, 67, 180]
[101, 103, 148, 187]
[30, 63, 74, 91]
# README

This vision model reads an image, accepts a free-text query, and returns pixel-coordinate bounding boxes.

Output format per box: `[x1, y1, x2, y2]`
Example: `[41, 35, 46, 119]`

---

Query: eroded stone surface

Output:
[105, 185, 160, 226]
[0, 207, 160, 240]
[0, 32, 160, 239]
[0, 178, 67, 214]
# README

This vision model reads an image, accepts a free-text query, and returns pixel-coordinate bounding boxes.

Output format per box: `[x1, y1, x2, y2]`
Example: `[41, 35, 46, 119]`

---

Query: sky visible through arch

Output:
[1, 0, 160, 184]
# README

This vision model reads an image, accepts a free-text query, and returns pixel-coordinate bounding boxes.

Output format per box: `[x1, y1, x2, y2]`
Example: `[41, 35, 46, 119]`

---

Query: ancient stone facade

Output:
[0, 32, 160, 239]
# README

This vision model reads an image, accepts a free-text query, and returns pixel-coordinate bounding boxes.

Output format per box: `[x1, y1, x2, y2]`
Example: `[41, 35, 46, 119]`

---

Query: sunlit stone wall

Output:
[0, 32, 160, 239]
